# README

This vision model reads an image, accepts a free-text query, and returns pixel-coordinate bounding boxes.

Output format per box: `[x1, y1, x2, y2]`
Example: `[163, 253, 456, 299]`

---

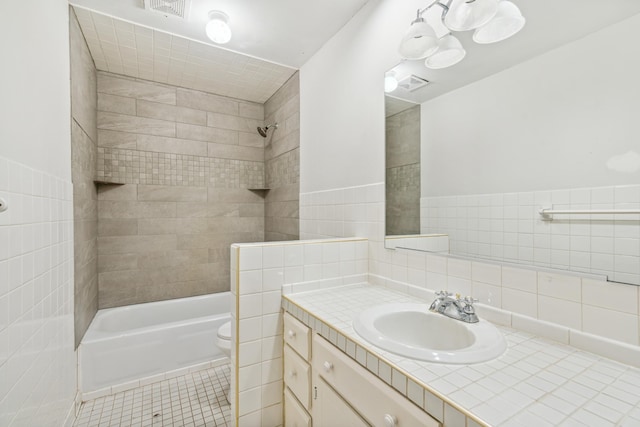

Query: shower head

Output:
[257, 123, 278, 137]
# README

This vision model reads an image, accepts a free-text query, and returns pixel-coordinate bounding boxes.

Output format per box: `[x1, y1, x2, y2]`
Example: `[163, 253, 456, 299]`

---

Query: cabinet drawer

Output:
[284, 344, 311, 410]
[313, 334, 440, 427]
[284, 387, 312, 427]
[284, 312, 311, 360]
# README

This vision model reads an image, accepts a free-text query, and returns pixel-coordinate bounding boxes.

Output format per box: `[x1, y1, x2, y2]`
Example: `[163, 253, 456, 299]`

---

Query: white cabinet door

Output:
[313, 376, 370, 427]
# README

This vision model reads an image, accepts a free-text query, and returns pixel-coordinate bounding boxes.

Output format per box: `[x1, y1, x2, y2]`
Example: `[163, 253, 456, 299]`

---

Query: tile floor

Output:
[74, 365, 232, 427]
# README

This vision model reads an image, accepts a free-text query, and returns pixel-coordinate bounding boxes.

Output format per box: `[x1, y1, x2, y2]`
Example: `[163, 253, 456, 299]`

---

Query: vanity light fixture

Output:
[399, 0, 525, 69]
[206, 10, 232, 44]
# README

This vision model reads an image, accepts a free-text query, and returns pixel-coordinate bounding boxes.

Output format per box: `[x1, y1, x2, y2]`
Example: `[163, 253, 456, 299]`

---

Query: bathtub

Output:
[79, 292, 230, 395]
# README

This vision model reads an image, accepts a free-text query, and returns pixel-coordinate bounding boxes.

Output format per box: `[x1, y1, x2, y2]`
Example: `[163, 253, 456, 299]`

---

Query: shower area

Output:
[69, 4, 300, 395]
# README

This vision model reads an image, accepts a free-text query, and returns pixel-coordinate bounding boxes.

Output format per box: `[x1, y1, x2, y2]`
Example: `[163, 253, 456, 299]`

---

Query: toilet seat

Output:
[217, 321, 231, 340]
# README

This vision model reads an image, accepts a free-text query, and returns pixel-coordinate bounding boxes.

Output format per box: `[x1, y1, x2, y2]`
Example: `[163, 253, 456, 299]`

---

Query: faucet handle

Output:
[436, 290, 452, 298]
[463, 296, 479, 304]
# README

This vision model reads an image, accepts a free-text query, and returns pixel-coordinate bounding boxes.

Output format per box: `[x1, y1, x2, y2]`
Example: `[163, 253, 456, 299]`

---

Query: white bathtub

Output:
[79, 292, 230, 395]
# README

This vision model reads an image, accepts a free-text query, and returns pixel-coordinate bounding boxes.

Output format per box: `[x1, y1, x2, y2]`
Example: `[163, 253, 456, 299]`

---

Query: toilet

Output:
[217, 321, 231, 358]
[216, 321, 232, 404]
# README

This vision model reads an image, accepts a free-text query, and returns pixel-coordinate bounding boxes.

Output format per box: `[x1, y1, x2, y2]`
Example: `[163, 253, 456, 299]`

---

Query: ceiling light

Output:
[473, 1, 526, 44]
[398, 1, 525, 69]
[425, 34, 466, 69]
[444, 0, 499, 31]
[384, 72, 399, 93]
[206, 11, 231, 44]
[398, 11, 439, 60]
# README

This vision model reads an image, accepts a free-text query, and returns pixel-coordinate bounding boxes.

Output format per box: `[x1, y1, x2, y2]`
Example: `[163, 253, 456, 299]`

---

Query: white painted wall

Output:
[0, 0, 72, 180]
[300, 0, 425, 193]
[421, 14, 640, 197]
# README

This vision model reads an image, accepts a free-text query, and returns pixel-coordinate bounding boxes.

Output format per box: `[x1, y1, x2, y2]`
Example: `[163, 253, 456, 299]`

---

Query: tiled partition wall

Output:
[264, 72, 300, 242]
[421, 184, 640, 285]
[230, 238, 368, 426]
[0, 157, 76, 425]
[70, 7, 99, 347]
[299, 182, 640, 355]
[95, 72, 266, 308]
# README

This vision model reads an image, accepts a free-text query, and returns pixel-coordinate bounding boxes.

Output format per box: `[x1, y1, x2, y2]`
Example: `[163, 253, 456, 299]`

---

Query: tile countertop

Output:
[282, 283, 640, 427]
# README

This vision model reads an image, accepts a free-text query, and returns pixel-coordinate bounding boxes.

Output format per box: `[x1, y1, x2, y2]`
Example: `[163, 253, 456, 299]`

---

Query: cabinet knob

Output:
[288, 370, 297, 378]
[383, 414, 398, 427]
[288, 330, 296, 339]
[322, 361, 333, 373]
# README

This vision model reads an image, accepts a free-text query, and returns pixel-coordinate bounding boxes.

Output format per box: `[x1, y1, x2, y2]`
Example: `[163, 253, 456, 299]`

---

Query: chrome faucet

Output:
[429, 291, 479, 323]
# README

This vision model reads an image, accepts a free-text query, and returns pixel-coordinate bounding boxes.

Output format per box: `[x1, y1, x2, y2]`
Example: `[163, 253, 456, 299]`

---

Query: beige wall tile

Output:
[176, 123, 238, 145]
[239, 132, 265, 148]
[176, 202, 242, 218]
[98, 184, 137, 201]
[207, 142, 264, 162]
[98, 219, 138, 236]
[98, 253, 139, 273]
[98, 235, 177, 255]
[137, 249, 209, 270]
[137, 218, 178, 235]
[207, 188, 265, 203]
[239, 102, 264, 120]
[98, 200, 176, 219]
[240, 203, 265, 218]
[98, 93, 136, 115]
[265, 184, 299, 202]
[176, 87, 238, 115]
[136, 134, 207, 156]
[70, 10, 97, 143]
[207, 112, 262, 133]
[136, 99, 207, 126]
[265, 132, 299, 161]
[98, 111, 176, 137]
[98, 129, 137, 149]
[98, 72, 176, 105]
[137, 185, 207, 202]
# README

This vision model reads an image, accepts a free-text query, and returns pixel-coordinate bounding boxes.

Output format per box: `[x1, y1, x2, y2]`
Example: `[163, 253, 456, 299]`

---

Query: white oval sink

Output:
[353, 303, 506, 364]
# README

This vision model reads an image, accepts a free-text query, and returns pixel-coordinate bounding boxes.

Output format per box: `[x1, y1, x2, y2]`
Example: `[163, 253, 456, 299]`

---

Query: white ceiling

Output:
[69, 0, 369, 69]
[70, 0, 368, 103]
[389, 0, 640, 104]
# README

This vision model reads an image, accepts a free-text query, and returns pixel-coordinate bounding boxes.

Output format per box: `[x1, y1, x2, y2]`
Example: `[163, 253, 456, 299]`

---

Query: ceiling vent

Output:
[145, 0, 191, 19]
[397, 75, 430, 92]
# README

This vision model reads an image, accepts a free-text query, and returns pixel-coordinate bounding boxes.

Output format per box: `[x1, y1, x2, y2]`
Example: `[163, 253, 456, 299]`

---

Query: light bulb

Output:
[384, 74, 399, 93]
[206, 11, 232, 44]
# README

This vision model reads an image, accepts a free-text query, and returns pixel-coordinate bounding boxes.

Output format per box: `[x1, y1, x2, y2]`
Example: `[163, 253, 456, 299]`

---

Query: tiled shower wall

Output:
[96, 72, 267, 308]
[421, 184, 640, 285]
[264, 72, 300, 241]
[70, 8, 98, 347]
[0, 157, 76, 425]
[385, 105, 420, 235]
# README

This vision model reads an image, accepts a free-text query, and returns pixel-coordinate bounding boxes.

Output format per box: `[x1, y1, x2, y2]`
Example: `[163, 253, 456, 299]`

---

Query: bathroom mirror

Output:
[384, 1, 640, 285]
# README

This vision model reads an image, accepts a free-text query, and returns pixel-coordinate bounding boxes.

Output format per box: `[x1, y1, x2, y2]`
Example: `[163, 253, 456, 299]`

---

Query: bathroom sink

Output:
[353, 303, 506, 364]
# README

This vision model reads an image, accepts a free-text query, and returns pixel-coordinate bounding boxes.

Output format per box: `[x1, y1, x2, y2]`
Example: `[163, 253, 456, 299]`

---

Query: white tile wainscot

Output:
[230, 237, 368, 426]
[282, 283, 640, 427]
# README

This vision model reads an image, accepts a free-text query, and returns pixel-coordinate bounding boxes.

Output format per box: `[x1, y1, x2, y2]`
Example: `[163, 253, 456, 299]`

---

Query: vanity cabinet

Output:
[283, 312, 441, 427]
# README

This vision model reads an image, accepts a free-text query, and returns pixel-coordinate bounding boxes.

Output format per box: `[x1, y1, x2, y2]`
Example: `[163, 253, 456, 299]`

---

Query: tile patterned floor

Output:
[74, 365, 232, 427]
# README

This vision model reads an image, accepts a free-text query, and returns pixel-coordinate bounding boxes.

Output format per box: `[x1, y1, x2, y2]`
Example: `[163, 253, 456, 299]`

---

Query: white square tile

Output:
[239, 246, 262, 271]
[582, 305, 638, 345]
[582, 278, 637, 314]
[262, 268, 284, 292]
[284, 266, 303, 285]
[538, 295, 581, 329]
[239, 270, 262, 295]
[262, 246, 283, 269]
[502, 266, 537, 292]
[472, 261, 501, 285]
[239, 294, 261, 320]
[502, 288, 537, 318]
[262, 290, 281, 314]
[284, 245, 302, 266]
[303, 244, 322, 264]
[538, 272, 581, 302]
